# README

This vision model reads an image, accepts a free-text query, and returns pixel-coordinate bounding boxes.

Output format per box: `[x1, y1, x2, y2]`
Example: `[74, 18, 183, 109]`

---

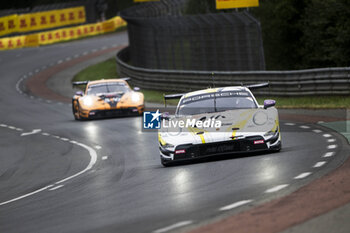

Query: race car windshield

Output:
[86, 83, 129, 95]
[177, 91, 257, 115]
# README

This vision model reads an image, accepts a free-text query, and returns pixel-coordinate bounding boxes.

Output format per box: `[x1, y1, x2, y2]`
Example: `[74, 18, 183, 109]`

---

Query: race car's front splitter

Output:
[86, 106, 144, 119]
[160, 135, 281, 162]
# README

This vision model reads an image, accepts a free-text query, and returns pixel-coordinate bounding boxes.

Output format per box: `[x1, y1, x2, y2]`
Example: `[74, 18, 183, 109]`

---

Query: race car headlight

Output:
[264, 127, 279, 137]
[168, 127, 182, 136]
[253, 112, 268, 125]
[264, 131, 275, 137]
[131, 93, 140, 102]
[162, 143, 175, 149]
[83, 96, 94, 106]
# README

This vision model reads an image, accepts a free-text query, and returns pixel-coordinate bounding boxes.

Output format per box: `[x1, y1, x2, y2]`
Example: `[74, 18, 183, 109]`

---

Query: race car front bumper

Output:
[160, 135, 276, 162]
[87, 106, 144, 118]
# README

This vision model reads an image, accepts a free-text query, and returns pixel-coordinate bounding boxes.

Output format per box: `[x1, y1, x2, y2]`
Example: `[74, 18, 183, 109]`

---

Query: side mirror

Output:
[264, 99, 276, 109]
[133, 87, 140, 91]
[161, 112, 170, 120]
[75, 91, 84, 97]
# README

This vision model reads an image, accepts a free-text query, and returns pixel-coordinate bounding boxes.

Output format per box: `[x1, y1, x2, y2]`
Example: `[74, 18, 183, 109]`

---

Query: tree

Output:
[183, 0, 218, 15]
[301, 0, 350, 68]
[252, 0, 308, 70]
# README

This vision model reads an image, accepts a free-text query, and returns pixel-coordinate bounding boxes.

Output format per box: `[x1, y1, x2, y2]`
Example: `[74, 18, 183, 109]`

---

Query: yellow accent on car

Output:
[271, 118, 279, 132]
[158, 133, 166, 146]
[229, 110, 255, 140]
[188, 126, 207, 144]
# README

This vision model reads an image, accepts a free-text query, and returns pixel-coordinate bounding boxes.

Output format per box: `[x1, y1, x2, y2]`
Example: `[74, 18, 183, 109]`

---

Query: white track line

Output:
[54, 142, 97, 185]
[294, 172, 311, 179]
[284, 123, 295, 126]
[102, 156, 108, 160]
[300, 125, 310, 129]
[312, 129, 322, 133]
[0, 185, 53, 206]
[219, 200, 253, 211]
[49, 185, 64, 191]
[21, 129, 41, 136]
[265, 184, 289, 193]
[327, 145, 337, 149]
[323, 152, 335, 158]
[327, 138, 336, 143]
[0, 130, 98, 206]
[153, 221, 193, 233]
[313, 161, 327, 168]
[323, 134, 332, 138]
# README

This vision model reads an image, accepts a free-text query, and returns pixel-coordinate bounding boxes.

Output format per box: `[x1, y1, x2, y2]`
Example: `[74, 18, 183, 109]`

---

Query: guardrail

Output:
[116, 47, 350, 96]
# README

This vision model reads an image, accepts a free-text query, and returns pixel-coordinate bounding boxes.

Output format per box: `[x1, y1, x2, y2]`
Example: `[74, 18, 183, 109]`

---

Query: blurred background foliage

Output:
[1, 0, 349, 70]
[185, 0, 350, 70]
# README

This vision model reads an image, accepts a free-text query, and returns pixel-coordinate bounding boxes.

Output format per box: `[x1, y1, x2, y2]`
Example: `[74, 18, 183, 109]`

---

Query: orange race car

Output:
[72, 78, 144, 120]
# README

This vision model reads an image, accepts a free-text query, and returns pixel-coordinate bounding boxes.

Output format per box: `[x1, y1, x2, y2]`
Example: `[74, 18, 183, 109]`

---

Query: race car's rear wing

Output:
[72, 78, 131, 87]
[162, 82, 268, 107]
[164, 93, 185, 100]
[245, 82, 269, 89]
[163, 93, 185, 107]
[72, 81, 89, 86]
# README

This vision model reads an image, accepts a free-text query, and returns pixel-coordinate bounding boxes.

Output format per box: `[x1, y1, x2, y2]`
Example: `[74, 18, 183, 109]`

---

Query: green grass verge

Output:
[73, 58, 350, 108]
[73, 58, 119, 82]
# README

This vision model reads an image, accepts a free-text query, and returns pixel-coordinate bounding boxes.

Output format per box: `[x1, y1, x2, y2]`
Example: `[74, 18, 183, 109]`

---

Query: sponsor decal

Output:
[181, 91, 250, 105]
[254, 139, 264, 144]
[175, 149, 186, 154]
[216, 0, 259, 10]
[105, 97, 120, 108]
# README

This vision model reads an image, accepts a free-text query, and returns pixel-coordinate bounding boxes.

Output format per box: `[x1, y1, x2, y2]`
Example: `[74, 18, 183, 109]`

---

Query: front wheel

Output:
[160, 156, 172, 167]
[270, 141, 282, 152]
[72, 100, 81, 121]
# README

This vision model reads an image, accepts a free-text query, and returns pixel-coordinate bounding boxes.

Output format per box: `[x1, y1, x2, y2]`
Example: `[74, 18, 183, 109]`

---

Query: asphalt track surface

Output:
[0, 32, 348, 233]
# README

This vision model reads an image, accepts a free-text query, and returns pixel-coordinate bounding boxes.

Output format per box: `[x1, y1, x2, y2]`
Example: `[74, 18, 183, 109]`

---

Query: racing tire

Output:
[270, 141, 282, 152]
[72, 100, 82, 121]
[160, 156, 172, 167]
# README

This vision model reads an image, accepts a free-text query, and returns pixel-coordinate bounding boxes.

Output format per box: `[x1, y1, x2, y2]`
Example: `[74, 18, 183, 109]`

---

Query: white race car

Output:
[158, 83, 281, 166]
